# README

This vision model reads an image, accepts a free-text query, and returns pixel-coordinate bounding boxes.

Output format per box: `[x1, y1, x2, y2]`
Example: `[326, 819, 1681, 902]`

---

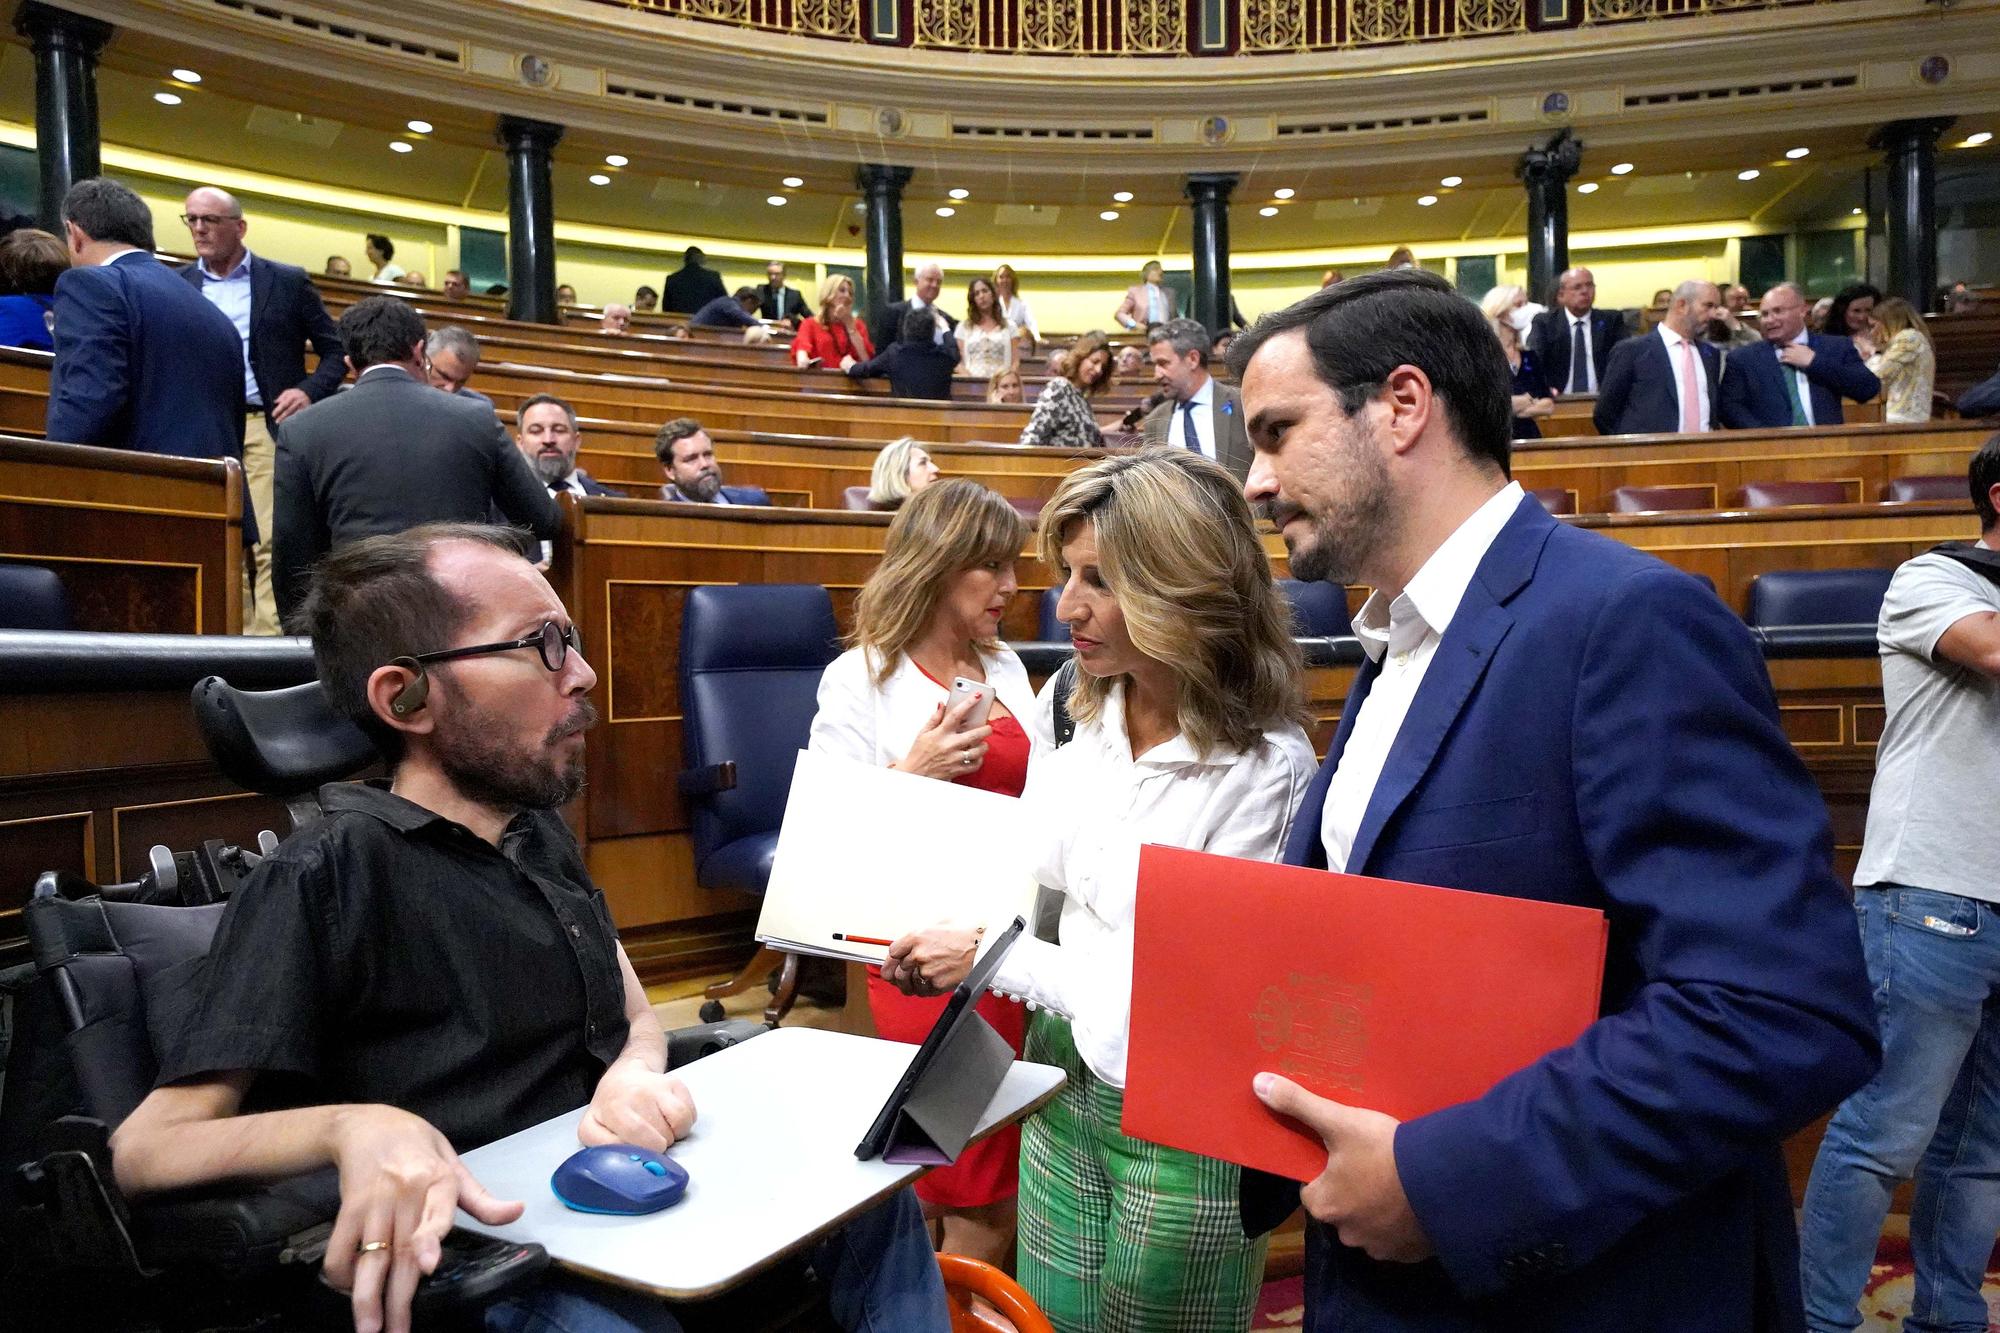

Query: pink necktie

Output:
[1678, 340, 1702, 433]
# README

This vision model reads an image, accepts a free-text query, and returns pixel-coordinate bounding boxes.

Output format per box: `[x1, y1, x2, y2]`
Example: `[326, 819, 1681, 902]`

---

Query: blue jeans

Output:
[485, 1185, 949, 1333]
[1800, 885, 2000, 1333]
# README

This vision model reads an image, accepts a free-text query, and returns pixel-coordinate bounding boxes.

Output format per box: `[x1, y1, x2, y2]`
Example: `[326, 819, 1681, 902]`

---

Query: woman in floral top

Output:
[1019, 332, 1115, 448]
[1857, 298, 1935, 424]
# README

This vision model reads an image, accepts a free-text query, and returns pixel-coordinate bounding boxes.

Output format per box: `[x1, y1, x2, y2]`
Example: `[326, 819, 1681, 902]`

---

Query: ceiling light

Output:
[406, 119, 433, 135]
[935, 206, 955, 217]
[1273, 188, 1295, 200]
[1851, 207, 1863, 215]
[948, 188, 969, 200]
[1112, 191, 1133, 203]
[1440, 175, 1462, 188]
[153, 92, 182, 106]
[605, 154, 629, 167]
[1417, 194, 1439, 206]
[1785, 147, 1810, 159]
[171, 68, 202, 84]
[1737, 168, 1761, 181]
[780, 175, 802, 187]
[1259, 206, 1279, 217]
[1966, 132, 1993, 146]
[1610, 162, 1634, 175]
[589, 173, 611, 186]
[767, 195, 788, 206]
[1576, 181, 1600, 194]
[1100, 210, 1120, 221]
[388, 140, 412, 153]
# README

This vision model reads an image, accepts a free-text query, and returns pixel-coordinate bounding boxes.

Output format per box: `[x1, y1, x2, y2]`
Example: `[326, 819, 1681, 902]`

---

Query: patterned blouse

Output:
[1018, 376, 1105, 449]
[958, 320, 1017, 379]
[1867, 328, 1935, 424]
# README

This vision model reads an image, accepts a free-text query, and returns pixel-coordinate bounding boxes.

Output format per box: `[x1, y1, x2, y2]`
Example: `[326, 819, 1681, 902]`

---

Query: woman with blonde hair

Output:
[1857, 297, 1936, 424]
[790, 273, 875, 370]
[808, 479, 1039, 1268]
[993, 263, 1039, 348]
[885, 448, 1315, 1333]
[987, 368, 1024, 404]
[867, 436, 941, 509]
[1018, 330, 1114, 448]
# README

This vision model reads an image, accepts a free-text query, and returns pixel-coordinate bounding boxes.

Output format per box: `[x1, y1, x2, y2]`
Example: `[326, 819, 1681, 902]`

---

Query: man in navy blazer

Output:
[45, 178, 245, 469]
[653, 417, 770, 506]
[177, 186, 345, 632]
[1592, 279, 1723, 435]
[1719, 282, 1880, 429]
[1524, 266, 1628, 396]
[1230, 270, 1877, 1331]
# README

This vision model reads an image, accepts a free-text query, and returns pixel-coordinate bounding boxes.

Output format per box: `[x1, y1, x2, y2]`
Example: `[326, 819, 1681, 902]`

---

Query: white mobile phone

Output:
[946, 676, 996, 728]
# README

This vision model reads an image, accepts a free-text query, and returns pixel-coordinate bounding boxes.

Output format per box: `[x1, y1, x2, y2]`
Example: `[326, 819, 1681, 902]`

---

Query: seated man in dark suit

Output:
[844, 305, 961, 401]
[654, 418, 769, 505]
[1958, 364, 2000, 418]
[44, 177, 244, 467]
[868, 261, 957, 357]
[271, 297, 558, 623]
[690, 286, 763, 331]
[1230, 269, 1876, 1332]
[1718, 281, 1881, 429]
[423, 326, 493, 409]
[110, 523, 952, 1333]
[1525, 266, 1627, 396]
[1592, 280, 1723, 436]
[518, 393, 621, 498]
[178, 185, 346, 635]
[662, 246, 727, 314]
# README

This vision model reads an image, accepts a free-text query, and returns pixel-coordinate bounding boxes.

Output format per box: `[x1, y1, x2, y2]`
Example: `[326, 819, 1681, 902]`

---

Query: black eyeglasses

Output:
[180, 213, 242, 229]
[404, 620, 580, 673]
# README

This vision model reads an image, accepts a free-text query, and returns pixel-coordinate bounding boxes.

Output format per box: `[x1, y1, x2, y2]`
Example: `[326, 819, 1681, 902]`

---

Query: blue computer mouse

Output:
[551, 1144, 689, 1215]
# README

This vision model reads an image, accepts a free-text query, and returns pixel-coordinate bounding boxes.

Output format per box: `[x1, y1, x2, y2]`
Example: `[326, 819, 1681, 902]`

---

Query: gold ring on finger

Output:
[357, 1239, 392, 1255]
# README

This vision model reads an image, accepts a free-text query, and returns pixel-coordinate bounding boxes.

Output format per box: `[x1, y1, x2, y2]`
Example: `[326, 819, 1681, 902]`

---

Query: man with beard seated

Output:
[653, 418, 771, 506]
[110, 525, 952, 1333]
[512, 393, 620, 565]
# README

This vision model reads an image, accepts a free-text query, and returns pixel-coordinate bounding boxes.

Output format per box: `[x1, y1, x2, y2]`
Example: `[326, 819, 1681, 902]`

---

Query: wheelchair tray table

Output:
[454, 1026, 1064, 1300]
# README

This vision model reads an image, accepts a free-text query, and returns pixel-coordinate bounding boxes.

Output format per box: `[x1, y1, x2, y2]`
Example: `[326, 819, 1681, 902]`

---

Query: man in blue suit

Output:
[1592, 279, 1723, 435]
[45, 178, 245, 469]
[177, 186, 345, 633]
[1229, 270, 1878, 1331]
[1719, 282, 1880, 429]
[654, 417, 770, 506]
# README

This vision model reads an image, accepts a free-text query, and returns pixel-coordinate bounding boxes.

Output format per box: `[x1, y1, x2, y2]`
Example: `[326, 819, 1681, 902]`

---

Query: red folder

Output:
[1123, 844, 1608, 1182]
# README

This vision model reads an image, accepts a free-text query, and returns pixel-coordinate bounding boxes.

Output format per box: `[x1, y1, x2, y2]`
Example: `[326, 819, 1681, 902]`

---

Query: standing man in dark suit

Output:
[272, 297, 557, 623]
[1526, 265, 1628, 396]
[1719, 282, 1881, 429]
[1140, 317, 1251, 480]
[44, 178, 244, 467]
[178, 186, 345, 634]
[757, 260, 809, 328]
[869, 261, 957, 357]
[1592, 280, 1723, 436]
[662, 246, 727, 314]
[1231, 270, 1877, 1331]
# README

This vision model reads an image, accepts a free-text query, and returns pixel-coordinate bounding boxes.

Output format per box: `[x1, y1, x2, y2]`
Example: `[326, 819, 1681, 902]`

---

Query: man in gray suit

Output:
[1141, 317, 1251, 480]
[272, 296, 558, 624]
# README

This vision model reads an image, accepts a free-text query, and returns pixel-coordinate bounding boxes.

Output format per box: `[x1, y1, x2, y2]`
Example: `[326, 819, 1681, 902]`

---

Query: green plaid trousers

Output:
[1018, 1010, 1268, 1332]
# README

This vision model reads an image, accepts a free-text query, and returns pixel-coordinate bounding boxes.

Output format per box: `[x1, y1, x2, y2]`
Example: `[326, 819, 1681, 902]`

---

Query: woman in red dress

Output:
[790, 273, 876, 370]
[807, 479, 1041, 1267]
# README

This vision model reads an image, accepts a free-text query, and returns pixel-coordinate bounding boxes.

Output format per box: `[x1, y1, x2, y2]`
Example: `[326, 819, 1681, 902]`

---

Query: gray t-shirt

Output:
[1853, 549, 2000, 901]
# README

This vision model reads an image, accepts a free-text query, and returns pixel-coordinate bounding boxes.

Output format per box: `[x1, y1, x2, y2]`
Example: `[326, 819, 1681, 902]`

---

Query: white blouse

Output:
[1002, 295, 1039, 344]
[990, 679, 1317, 1088]
[958, 321, 1018, 380]
[807, 644, 1047, 771]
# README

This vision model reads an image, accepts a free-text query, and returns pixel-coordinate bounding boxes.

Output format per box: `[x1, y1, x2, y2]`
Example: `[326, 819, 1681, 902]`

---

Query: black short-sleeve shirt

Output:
[155, 782, 630, 1150]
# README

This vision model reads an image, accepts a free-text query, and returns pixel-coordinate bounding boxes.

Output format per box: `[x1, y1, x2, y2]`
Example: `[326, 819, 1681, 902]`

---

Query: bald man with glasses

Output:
[178, 185, 345, 634]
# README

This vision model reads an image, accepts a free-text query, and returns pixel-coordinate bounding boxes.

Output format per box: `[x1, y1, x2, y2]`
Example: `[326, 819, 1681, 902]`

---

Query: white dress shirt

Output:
[991, 679, 1317, 1087]
[197, 249, 259, 408]
[1321, 481, 1525, 872]
[1786, 327, 1817, 426]
[1564, 311, 1598, 394]
[808, 643, 1046, 771]
[1656, 324, 1710, 432]
[1175, 375, 1218, 461]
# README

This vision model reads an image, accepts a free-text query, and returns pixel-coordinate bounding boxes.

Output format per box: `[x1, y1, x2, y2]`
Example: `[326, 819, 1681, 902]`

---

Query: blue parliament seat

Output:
[0, 562, 72, 631]
[1745, 567, 1895, 628]
[1278, 578, 1353, 637]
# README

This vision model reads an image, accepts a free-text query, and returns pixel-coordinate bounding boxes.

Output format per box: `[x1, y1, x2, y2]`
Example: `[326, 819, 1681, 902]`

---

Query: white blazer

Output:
[807, 644, 1049, 771]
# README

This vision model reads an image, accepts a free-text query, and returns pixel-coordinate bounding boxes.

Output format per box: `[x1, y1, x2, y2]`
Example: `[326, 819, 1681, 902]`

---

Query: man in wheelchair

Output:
[108, 523, 951, 1333]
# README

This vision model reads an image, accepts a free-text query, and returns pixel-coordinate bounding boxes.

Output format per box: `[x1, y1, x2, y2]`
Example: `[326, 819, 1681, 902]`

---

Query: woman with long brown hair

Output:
[1018, 331, 1114, 448]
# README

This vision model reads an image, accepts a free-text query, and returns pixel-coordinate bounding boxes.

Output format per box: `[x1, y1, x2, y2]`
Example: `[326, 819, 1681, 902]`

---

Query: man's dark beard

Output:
[533, 452, 573, 485]
[681, 471, 723, 503]
[431, 695, 598, 812]
[1277, 415, 1396, 587]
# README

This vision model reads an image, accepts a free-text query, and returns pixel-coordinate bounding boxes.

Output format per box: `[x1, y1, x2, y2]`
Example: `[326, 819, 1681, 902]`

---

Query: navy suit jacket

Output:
[1525, 307, 1628, 395]
[1717, 335, 1881, 429]
[46, 251, 245, 463]
[660, 483, 771, 506]
[1591, 330, 1721, 435]
[845, 337, 960, 401]
[1242, 496, 1877, 1331]
[177, 254, 344, 425]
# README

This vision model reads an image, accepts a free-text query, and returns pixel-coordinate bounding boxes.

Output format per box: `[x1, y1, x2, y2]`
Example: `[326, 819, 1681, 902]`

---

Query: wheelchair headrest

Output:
[191, 676, 377, 799]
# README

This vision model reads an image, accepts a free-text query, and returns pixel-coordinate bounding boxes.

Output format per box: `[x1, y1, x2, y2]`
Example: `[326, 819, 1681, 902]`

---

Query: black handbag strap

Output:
[1050, 657, 1078, 748]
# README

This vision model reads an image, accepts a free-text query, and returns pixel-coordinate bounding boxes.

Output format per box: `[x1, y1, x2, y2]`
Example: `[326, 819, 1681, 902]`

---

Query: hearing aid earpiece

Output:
[389, 657, 429, 717]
